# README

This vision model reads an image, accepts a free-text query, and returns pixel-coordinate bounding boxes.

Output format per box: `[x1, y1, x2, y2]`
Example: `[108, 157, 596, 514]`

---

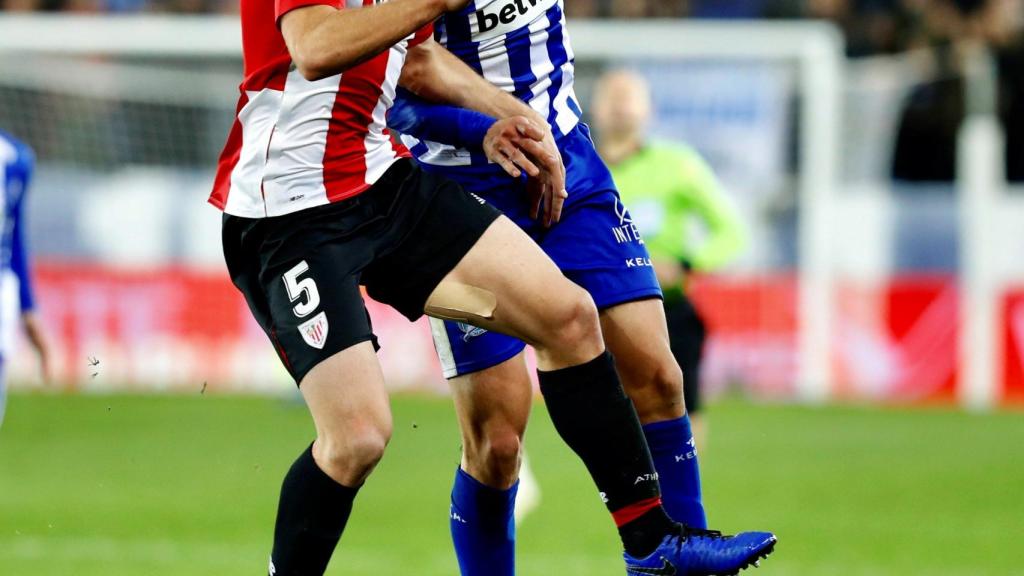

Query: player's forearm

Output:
[389, 90, 496, 148]
[401, 42, 543, 125]
[282, 0, 445, 81]
[486, 88, 546, 129]
[21, 311, 45, 351]
[21, 310, 52, 383]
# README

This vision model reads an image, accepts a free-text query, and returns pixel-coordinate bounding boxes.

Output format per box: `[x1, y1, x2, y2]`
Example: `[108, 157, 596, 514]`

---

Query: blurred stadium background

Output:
[1, 0, 1023, 574]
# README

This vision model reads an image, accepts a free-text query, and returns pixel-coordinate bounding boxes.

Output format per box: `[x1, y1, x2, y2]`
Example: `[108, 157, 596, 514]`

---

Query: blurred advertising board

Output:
[9, 263, 1024, 407]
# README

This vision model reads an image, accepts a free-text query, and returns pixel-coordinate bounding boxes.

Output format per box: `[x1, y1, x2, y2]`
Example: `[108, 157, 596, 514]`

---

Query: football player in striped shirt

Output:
[211, 0, 768, 574]
[387, 1, 777, 574]
[0, 130, 52, 428]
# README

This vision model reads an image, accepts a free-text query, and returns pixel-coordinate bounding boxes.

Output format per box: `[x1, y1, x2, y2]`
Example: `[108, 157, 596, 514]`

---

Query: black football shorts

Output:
[222, 159, 502, 384]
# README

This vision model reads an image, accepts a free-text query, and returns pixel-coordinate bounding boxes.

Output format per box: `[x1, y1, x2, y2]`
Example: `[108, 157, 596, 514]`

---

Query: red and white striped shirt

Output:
[209, 0, 432, 218]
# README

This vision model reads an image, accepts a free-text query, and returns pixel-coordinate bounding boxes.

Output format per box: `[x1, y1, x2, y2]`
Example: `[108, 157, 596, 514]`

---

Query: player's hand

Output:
[483, 116, 548, 179]
[483, 116, 566, 227]
[526, 173, 568, 228]
[526, 130, 567, 227]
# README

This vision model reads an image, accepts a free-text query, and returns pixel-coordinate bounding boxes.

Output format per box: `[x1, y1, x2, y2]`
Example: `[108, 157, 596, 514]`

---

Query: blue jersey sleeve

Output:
[6, 145, 36, 312]
[11, 208, 35, 312]
[388, 89, 496, 150]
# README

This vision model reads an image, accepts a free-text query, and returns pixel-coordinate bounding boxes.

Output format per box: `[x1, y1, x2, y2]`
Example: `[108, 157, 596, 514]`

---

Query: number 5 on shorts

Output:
[283, 261, 320, 318]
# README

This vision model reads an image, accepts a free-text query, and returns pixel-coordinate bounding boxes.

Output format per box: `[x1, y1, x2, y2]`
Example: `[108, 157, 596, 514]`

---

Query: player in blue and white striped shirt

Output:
[0, 130, 52, 428]
[388, 2, 776, 574]
[405, 0, 581, 165]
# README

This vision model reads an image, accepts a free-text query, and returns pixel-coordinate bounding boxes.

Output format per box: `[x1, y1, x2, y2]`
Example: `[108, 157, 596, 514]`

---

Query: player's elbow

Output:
[295, 48, 363, 81]
[296, 64, 327, 82]
[398, 43, 439, 97]
[289, 32, 355, 81]
[282, 8, 350, 81]
[398, 60, 428, 96]
[292, 48, 336, 82]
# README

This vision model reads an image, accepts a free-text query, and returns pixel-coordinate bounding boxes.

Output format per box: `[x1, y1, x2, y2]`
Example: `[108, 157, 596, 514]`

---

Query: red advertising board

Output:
[9, 263, 1023, 407]
[1001, 288, 1024, 405]
[16, 262, 443, 393]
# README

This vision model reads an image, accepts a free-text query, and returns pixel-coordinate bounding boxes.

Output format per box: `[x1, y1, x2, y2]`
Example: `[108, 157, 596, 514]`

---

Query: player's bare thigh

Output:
[427, 216, 604, 371]
[299, 340, 393, 486]
[600, 298, 686, 423]
[450, 352, 533, 489]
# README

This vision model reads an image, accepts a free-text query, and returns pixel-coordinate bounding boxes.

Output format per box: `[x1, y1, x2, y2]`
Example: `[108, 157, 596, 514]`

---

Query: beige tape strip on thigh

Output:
[424, 282, 497, 323]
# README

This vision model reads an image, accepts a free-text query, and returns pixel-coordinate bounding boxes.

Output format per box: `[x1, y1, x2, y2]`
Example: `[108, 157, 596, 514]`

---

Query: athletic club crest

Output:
[298, 311, 329, 349]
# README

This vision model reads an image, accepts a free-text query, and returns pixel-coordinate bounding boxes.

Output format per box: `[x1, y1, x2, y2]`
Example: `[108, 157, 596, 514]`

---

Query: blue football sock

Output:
[642, 415, 707, 528]
[450, 467, 518, 576]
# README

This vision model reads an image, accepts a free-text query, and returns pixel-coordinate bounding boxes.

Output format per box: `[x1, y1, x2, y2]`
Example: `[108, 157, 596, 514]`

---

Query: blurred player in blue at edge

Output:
[386, 0, 776, 573]
[0, 130, 52, 428]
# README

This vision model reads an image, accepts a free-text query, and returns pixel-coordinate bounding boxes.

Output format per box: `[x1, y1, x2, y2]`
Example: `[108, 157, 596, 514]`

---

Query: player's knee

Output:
[548, 289, 602, 352]
[350, 428, 390, 472]
[649, 359, 684, 403]
[331, 433, 388, 480]
[465, 428, 522, 488]
[316, 421, 391, 484]
[484, 431, 523, 479]
[626, 357, 686, 421]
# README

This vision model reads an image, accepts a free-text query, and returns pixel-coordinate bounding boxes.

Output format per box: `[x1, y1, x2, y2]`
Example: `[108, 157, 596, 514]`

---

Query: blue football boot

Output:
[624, 526, 776, 576]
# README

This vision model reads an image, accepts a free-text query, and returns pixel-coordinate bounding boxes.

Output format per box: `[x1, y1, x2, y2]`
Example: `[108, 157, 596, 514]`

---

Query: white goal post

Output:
[0, 15, 845, 403]
[568, 20, 845, 404]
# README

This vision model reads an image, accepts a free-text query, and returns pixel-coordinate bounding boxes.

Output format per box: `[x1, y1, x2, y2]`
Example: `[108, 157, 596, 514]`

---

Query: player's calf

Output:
[267, 343, 394, 576]
[602, 299, 708, 529]
[436, 217, 680, 556]
[447, 356, 532, 576]
[450, 354, 532, 490]
[616, 338, 708, 529]
[601, 299, 687, 423]
[270, 444, 363, 576]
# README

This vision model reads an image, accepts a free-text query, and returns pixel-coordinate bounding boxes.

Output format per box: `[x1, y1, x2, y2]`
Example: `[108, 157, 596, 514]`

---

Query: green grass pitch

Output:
[1, 392, 1022, 575]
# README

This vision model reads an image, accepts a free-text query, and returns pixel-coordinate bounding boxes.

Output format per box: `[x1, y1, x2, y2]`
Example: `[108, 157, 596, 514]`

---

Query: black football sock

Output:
[618, 507, 677, 559]
[269, 443, 360, 576]
[538, 351, 674, 558]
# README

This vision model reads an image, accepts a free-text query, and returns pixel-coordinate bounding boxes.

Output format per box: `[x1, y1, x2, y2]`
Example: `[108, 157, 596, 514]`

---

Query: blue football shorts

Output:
[424, 124, 662, 378]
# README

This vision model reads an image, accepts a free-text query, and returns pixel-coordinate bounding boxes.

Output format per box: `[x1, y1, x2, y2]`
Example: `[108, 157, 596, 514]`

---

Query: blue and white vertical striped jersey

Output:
[0, 131, 37, 356]
[403, 0, 582, 167]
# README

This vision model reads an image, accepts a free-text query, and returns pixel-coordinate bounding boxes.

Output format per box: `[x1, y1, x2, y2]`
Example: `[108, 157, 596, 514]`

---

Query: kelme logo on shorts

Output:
[298, 311, 329, 350]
